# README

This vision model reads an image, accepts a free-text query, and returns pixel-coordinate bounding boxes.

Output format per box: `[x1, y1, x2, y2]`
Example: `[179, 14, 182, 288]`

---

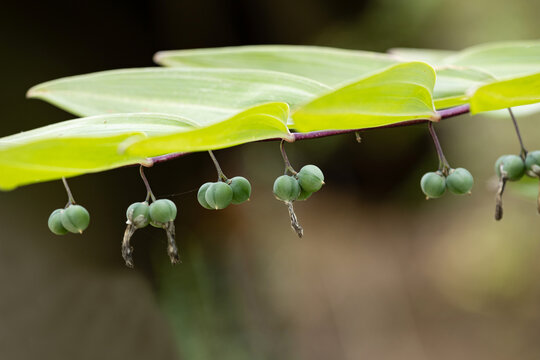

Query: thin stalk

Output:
[62, 177, 76, 205]
[140, 165, 156, 202]
[508, 108, 527, 158]
[280, 140, 297, 175]
[428, 122, 451, 174]
[208, 150, 228, 182]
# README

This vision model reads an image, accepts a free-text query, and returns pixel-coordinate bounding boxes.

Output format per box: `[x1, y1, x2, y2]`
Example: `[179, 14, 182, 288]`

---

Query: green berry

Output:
[205, 182, 233, 210]
[230, 176, 251, 204]
[149, 199, 177, 225]
[273, 175, 301, 202]
[197, 182, 214, 210]
[297, 187, 313, 201]
[126, 202, 150, 229]
[61, 205, 90, 234]
[297, 165, 324, 193]
[495, 154, 525, 181]
[446, 168, 474, 195]
[48, 209, 68, 235]
[420, 172, 446, 199]
[525, 150, 540, 175]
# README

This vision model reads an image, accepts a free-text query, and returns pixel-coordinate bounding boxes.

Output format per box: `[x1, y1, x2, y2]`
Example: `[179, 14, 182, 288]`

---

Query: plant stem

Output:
[140, 165, 156, 202]
[150, 104, 471, 165]
[208, 150, 228, 181]
[280, 140, 297, 175]
[508, 108, 527, 157]
[62, 177, 76, 205]
[428, 122, 451, 173]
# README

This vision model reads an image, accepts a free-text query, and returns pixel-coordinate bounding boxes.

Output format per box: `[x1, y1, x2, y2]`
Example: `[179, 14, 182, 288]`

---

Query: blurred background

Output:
[1, 0, 540, 359]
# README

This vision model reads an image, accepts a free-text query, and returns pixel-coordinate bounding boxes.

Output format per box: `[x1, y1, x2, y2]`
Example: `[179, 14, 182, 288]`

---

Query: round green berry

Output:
[297, 187, 313, 201]
[48, 209, 68, 235]
[420, 172, 446, 199]
[197, 182, 214, 210]
[230, 176, 251, 204]
[297, 165, 324, 193]
[525, 150, 540, 175]
[273, 175, 301, 202]
[149, 199, 177, 225]
[495, 154, 525, 181]
[446, 168, 474, 195]
[61, 205, 90, 234]
[205, 182, 233, 210]
[126, 202, 150, 228]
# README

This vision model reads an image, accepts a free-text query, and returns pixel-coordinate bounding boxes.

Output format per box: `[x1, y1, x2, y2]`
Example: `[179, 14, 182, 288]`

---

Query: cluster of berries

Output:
[198, 176, 251, 210]
[495, 151, 540, 181]
[123, 198, 179, 267]
[420, 167, 474, 199]
[126, 199, 177, 229]
[273, 165, 324, 202]
[48, 204, 90, 235]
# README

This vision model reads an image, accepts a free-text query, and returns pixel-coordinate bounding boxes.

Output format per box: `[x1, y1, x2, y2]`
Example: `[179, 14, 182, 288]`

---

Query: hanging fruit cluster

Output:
[45, 107, 536, 268]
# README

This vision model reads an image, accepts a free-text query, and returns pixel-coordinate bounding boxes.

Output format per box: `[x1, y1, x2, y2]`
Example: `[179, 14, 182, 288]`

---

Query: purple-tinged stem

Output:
[147, 104, 470, 165]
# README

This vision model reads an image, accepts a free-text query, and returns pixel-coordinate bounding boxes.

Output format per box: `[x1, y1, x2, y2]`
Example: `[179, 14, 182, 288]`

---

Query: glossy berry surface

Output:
[495, 154, 525, 181]
[297, 165, 324, 193]
[197, 182, 214, 210]
[149, 199, 177, 224]
[446, 168, 474, 195]
[230, 176, 251, 204]
[273, 175, 301, 202]
[61, 205, 90, 234]
[48, 209, 68, 235]
[126, 202, 150, 228]
[205, 182, 233, 209]
[420, 172, 446, 199]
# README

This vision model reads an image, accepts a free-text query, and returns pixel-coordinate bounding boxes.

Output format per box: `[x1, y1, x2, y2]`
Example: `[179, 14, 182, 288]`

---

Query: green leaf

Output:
[433, 67, 497, 109]
[444, 40, 540, 78]
[126, 102, 292, 156]
[0, 113, 198, 190]
[469, 72, 540, 114]
[0, 104, 293, 190]
[291, 62, 439, 132]
[27, 68, 330, 125]
[154, 45, 398, 87]
[389, 47, 456, 65]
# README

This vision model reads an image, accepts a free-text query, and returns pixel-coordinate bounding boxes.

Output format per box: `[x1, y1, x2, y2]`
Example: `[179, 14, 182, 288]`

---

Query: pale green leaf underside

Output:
[0, 134, 145, 191]
[433, 67, 497, 108]
[0, 105, 292, 190]
[28, 68, 330, 126]
[0, 113, 195, 190]
[470, 72, 540, 114]
[444, 40, 540, 78]
[292, 62, 439, 132]
[391, 41, 540, 109]
[388, 47, 456, 65]
[154, 45, 398, 87]
[154, 44, 528, 110]
[155, 45, 463, 108]
[126, 102, 291, 156]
